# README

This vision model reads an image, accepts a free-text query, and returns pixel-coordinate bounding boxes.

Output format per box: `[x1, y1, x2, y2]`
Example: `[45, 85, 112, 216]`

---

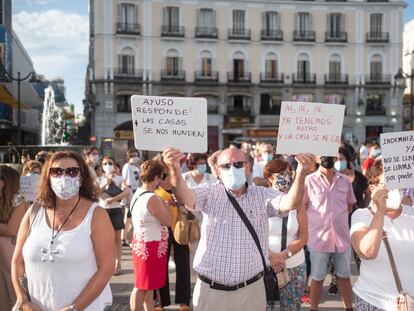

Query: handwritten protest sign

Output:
[380, 131, 414, 190]
[131, 95, 207, 152]
[276, 102, 345, 156]
[20, 175, 39, 202]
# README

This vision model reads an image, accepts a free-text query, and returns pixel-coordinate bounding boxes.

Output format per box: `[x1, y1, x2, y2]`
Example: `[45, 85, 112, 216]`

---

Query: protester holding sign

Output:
[351, 159, 414, 310]
[0, 165, 26, 310]
[162, 147, 315, 311]
[96, 156, 129, 275]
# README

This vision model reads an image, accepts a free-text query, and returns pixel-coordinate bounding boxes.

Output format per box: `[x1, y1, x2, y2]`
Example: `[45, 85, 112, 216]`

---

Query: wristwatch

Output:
[286, 249, 293, 258]
[68, 305, 78, 311]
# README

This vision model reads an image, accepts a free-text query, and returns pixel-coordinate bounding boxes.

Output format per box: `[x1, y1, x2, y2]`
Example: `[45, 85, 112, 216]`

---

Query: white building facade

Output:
[85, 0, 407, 152]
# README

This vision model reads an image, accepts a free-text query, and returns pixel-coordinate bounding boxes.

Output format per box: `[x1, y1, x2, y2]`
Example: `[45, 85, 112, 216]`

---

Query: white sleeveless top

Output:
[22, 203, 112, 310]
[268, 210, 305, 268]
[131, 188, 168, 242]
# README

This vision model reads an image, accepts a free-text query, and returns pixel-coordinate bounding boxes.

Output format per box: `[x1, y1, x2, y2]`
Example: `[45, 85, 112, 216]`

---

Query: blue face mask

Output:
[196, 164, 207, 175]
[262, 153, 273, 163]
[372, 149, 382, 158]
[334, 160, 347, 172]
[220, 166, 246, 190]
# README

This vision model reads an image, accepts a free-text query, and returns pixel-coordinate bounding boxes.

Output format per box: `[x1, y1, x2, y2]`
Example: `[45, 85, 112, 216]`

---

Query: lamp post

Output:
[395, 51, 414, 131]
[0, 62, 38, 145]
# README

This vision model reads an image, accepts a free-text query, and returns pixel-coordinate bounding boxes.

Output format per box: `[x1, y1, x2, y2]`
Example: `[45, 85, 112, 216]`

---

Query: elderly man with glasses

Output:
[162, 147, 315, 311]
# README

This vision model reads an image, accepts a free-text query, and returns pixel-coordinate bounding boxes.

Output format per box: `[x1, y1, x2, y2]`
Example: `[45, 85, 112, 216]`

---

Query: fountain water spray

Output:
[41, 85, 65, 146]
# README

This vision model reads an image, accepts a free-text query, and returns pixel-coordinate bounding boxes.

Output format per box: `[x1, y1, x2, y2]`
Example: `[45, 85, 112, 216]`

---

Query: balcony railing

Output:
[292, 73, 316, 84]
[161, 25, 185, 37]
[113, 68, 143, 80]
[116, 22, 140, 35]
[161, 70, 185, 81]
[366, 32, 389, 43]
[325, 31, 347, 42]
[228, 28, 251, 40]
[325, 74, 348, 84]
[195, 71, 219, 82]
[261, 29, 283, 41]
[365, 74, 391, 84]
[293, 30, 316, 42]
[366, 108, 386, 115]
[260, 72, 284, 83]
[195, 27, 218, 39]
[227, 72, 251, 82]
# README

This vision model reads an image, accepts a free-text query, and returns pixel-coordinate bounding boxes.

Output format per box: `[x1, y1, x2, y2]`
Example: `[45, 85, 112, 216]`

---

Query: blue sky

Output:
[11, 0, 414, 115]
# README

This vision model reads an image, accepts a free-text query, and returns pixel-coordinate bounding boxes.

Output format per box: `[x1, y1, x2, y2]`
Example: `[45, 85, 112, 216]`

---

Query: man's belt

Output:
[198, 271, 263, 291]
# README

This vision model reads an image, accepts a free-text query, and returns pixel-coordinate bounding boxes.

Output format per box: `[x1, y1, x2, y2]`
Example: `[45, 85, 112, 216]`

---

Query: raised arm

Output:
[279, 153, 316, 212]
[351, 187, 387, 260]
[162, 148, 196, 209]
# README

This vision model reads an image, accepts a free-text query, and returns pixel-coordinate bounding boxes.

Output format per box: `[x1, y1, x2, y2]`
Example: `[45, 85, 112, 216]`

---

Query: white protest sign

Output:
[19, 175, 39, 202]
[276, 101, 345, 156]
[380, 131, 414, 190]
[131, 95, 207, 152]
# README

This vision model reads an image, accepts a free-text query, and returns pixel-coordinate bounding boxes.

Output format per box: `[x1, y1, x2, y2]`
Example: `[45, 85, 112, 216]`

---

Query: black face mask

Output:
[320, 156, 335, 169]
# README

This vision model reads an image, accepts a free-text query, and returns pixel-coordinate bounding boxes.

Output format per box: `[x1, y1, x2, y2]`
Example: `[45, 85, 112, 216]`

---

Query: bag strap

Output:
[130, 191, 152, 214]
[382, 231, 404, 293]
[281, 214, 289, 252]
[224, 189, 267, 270]
[26, 200, 41, 238]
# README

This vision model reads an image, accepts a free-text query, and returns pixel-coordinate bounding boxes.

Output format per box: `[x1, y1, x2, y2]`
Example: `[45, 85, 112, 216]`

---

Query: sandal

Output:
[179, 305, 190, 311]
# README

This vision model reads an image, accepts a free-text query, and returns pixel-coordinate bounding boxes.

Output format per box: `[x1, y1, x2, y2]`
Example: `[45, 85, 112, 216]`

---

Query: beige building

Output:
[402, 18, 414, 130]
[85, 0, 407, 154]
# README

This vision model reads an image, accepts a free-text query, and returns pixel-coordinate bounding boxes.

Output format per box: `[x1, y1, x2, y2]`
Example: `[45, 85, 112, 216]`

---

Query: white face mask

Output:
[91, 154, 99, 165]
[220, 166, 246, 190]
[131, 156, 139, 164]
[103, 164, 114, 174]
[50, 176, 80, 200]
[386, 189, 404, 209]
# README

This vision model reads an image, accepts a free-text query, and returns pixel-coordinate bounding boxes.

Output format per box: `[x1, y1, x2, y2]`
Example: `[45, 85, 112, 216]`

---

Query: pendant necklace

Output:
[41, 196, 81, 262]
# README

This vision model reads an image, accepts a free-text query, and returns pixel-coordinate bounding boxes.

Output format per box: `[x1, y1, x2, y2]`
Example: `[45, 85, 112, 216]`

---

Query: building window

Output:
[265, 53, 278, 77]
[329, 54, 341, 78]
[200, 51, 213, 76]
[233, 10, 246, 33]
[325, 94, 346, 114]
[119, 3, 137, 24]
[365, 94, 385, 115]
[260, 93, 282, 115]
[0, 1, 3, 25]
[228, 95, 249, 114]
[292, 94, 314, 102]
[264, 11, 279, 32]
[297, 53, 310, 78]
[297, 12, 311, 34]
[370, 55, 382, 80]
[118, 48, 135, 74]
[370, 14, 383, 36]
[198, 8, 215, 28]
[328, 13, 344, 36]
[116, 95, 131, 113]
[166, 49, 180, 75]
[164, 6, 180, 28]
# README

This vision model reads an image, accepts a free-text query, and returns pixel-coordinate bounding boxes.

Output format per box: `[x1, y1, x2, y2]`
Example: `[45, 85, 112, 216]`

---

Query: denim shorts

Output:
[309, 247, 351, 281]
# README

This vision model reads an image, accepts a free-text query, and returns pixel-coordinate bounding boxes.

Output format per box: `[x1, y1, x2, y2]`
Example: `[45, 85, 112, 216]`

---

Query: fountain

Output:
[41, 85, 65, 146]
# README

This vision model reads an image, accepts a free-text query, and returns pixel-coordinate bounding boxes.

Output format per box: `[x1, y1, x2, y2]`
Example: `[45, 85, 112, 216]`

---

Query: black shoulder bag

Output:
[130, 191, 153, 213]
[225, 190, 280, 301]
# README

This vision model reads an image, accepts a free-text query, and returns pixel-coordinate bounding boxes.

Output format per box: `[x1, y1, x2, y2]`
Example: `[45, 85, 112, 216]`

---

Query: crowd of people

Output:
[0, 139, 412, 311]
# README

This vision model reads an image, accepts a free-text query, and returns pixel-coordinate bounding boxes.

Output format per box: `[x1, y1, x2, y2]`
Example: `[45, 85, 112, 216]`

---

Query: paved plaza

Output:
[110, 247, 358, 311]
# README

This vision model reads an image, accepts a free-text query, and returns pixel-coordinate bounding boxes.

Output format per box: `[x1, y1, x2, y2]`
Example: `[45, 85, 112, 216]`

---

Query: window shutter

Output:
[340, 13, 345, 32]
[295, 13, 299, 31]
[276, 12, 280, 30]
[212, 9, 216, 27]
[309, 13, 312, 31]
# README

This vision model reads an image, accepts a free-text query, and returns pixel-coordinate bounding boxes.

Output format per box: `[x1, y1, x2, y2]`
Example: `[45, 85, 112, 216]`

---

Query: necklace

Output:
[41, 196, 81, 262]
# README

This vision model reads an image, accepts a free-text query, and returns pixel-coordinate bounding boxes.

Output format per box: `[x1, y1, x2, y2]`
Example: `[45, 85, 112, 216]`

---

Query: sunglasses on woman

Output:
[50, 167, 81, 178]
[102, 162, 113, 166]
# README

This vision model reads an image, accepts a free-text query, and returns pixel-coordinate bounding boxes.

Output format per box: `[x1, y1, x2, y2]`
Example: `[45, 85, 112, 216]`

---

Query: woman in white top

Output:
[129, 159, 172, 311]
[0, 165, 27, 310]
[96, 156, 129, 275]
[12, 151, 114, 311]
[351, 159, 414, 310]
[264, 159, 308, 311]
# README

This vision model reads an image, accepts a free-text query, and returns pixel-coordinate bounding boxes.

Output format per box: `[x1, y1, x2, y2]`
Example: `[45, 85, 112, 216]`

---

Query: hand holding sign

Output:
[131, 95, 207, 153]
[276, 102, 345, 156]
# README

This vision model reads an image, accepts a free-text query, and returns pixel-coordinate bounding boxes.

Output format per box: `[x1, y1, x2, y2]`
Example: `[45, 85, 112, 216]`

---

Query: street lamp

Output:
[0, 61, 39, 145]
[394, 51, 414, 131]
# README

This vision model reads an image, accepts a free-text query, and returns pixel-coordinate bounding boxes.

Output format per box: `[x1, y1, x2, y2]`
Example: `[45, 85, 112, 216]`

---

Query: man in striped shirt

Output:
[162, 147, 315, 311]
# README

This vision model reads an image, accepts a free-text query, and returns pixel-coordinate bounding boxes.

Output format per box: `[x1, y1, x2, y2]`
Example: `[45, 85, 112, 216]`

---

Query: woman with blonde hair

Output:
[0, 165, 27, 310]
[130, 159, 172, 311]
[12, 151, 114, 310]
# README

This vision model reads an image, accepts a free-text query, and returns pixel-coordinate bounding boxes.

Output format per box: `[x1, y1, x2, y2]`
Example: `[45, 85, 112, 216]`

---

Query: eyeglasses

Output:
[218, 161, 246, 170]
[50, 167, 80, 178]
[102, 162, 113, 166]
